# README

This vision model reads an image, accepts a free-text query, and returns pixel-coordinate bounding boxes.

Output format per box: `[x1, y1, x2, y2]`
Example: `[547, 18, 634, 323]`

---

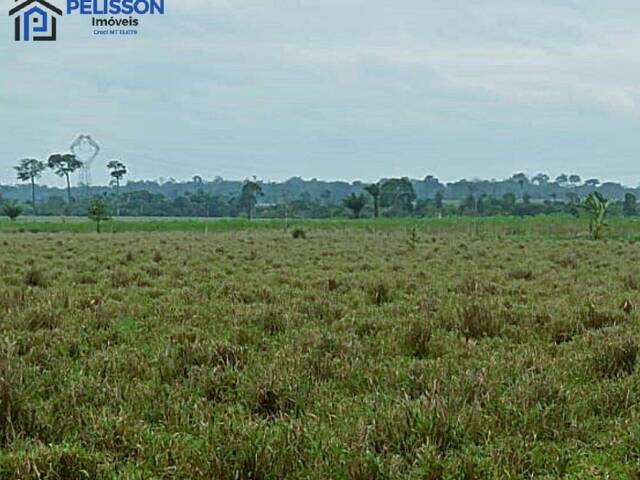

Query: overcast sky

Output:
[2, 0, 640, 187]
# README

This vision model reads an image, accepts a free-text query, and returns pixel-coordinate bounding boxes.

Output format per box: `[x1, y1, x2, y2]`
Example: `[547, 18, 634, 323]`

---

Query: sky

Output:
[2, 0, 640, 187]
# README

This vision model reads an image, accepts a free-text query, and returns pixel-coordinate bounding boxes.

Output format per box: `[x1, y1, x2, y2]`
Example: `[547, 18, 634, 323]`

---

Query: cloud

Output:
[2, 0, 640, 186]
[281, 33, 640, 114]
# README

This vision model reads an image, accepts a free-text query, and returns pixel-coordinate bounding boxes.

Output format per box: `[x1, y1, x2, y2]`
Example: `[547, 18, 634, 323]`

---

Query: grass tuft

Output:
[459, 301, 502, 340]
[590, 334, 638, 379]
[23, 268, 46, 288]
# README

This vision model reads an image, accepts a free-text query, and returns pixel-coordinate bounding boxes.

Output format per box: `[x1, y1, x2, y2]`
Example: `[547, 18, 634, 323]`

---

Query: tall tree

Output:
[434, 191, 444, 212]
[502, 192, 517, 212]
[584, 178, 600, 188]
[48, 154, 83, 204]
[532, 173, 550, 185]
[623, 193, 637, 217]
[364, 183, 381, 218]
[191, 189, 213, 217]
[461, 195, 476, 215]
[343, 193, 367, 219]
[14, 158, 46, 214]
[511, 173, 528, 198]
[568, 174, 582, 185]
[239, 180, 264, 220]
[380, 178, 416, 213]
[107, 160, 127, 216]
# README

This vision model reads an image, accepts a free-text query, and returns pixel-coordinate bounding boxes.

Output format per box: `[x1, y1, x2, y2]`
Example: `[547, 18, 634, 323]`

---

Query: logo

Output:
[9, 0, 62, 41]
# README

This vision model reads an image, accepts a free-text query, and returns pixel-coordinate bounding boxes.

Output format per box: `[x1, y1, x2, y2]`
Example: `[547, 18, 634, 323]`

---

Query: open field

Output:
[2, 214, 640, 240]
[2, 222, 640, 478]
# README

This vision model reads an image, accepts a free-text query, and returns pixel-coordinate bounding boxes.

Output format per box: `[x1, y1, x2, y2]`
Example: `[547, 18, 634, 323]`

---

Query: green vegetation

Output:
[583, 192, 609, 240]
[1, 221, 640, 477]
[343, 193, 367, 219]
[47, 154, 84, 204]
[87, 197, 111, 233]
[107, 160, 128, 217]
[14, 159, 46, 215]
[238, 180, 264, 220]
[2, 215, 640, 240]
[4, 170, 640, 221]
[1, 202, 23, 222]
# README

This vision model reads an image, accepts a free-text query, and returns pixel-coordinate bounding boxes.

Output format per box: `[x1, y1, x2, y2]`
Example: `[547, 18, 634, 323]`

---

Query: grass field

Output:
[2, 214, 640, 240]
[2, 219, 640, 478]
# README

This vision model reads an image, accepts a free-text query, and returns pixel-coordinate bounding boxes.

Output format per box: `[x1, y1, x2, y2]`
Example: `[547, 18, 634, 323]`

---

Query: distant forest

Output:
[2, 171, 640, 219]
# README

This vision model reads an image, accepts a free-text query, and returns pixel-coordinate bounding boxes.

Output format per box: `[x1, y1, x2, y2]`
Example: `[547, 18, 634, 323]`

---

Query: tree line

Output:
[1, 157, 640, 220]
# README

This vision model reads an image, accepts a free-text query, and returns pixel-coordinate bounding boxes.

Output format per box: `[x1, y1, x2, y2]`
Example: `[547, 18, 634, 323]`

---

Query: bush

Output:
[582, 306, 625, 330]
[368, 281, 391, 306]
[591, 335, 638, 379]
[406, 317, 432, 358]
[23, 268, 46, 288]
[291, 227, 306, 239]
[459, 301, 502, 340]
[251, 376, 298, 419]
[0, 443, 105, 480]
[2, 202, 23, 221]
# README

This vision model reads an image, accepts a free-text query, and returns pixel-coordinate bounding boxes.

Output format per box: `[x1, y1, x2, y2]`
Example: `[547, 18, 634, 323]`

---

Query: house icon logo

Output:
[9, 0, 62, 41]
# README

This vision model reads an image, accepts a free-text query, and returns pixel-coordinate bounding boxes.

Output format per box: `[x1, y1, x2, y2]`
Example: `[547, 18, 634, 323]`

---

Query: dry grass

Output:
[0, 228, 640, 478]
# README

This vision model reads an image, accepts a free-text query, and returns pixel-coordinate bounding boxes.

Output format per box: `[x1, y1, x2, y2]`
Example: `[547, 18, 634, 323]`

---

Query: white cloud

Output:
[2, 0, 640, 185]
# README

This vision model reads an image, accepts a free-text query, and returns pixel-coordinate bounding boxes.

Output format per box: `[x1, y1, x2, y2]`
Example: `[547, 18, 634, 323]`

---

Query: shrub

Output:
[406, 317, 432, 358]
[0, 443, 104, 480]
[0, 358, 15, 446]
[23, 268, 46, 288]
[2, 202, 23, 221]
[25, 307, 59, 330]
[591, 335, 638, 379]
[255, 306, 287, 335]
[407, 226, 419, 250]
[202, 370, 240, 405]
[161, 339, 244, 381]
[581, 306, 624, 330]
[110, 268, 132, 288]
[291, 227, 306, 239]
[252, 377, 298, 419]
[87, 197, 110, 234]
[625, 274, 640, 291]
[370, 398, 463, 457]
[368, 281, 391, 306]
[346, 454, 385, 480]
[459, 301, 502, 340]
[507, 268, 533, 281]
[554, 254, 579, 269]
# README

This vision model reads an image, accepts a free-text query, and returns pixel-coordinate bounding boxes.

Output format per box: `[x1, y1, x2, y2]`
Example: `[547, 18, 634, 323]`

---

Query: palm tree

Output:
[48, 154, 83, 204]
[240, 180, 264, 220]
[364, 183, 381, 218]
[107, 160, 127, 216]
[343, 193, 367, 218]
[511, 173, 528, 199]
[14, 158, 46, 214]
